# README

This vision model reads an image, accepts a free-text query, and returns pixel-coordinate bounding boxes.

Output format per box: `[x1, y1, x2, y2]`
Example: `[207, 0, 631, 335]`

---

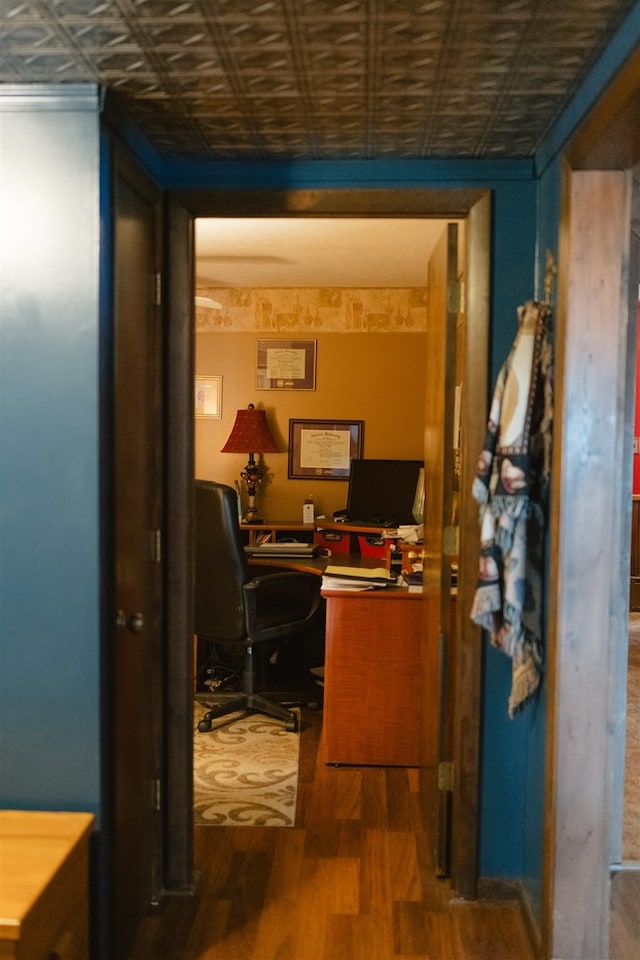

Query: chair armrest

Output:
[242, 571, 322, 640]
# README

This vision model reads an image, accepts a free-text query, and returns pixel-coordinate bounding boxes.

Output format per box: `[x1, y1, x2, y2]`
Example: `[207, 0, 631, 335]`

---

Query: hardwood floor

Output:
[129, 710, 534, 960]
[609, 619, 640, 960]
[623, 617, 640, 859]
[610, 870, 640, 960]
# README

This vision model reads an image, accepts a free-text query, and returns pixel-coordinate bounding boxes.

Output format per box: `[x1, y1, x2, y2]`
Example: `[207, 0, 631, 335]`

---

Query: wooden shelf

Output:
[240, 521, 315, 545]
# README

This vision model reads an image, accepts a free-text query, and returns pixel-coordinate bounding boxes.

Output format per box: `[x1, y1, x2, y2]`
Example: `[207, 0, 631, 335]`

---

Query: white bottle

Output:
[303, 496, 315, 524]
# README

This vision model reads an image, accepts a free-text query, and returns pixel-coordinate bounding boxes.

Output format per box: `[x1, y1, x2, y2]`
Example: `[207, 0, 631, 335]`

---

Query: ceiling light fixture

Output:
[195, 295, 222, 309]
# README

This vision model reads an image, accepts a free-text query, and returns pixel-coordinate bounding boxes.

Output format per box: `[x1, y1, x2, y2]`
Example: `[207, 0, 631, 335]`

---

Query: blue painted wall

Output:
[0, 87, 102, 814]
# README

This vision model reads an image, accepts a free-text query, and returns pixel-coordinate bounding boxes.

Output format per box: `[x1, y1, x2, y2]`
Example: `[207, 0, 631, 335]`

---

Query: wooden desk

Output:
[0, 810, 94, 960]
[321, 583, 427, 766]
[315, 519, 402, 536]
[248, 553, 432, 767]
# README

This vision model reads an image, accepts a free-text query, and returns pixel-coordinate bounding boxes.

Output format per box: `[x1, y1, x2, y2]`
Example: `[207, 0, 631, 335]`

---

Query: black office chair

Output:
[194, 479, 322, 733]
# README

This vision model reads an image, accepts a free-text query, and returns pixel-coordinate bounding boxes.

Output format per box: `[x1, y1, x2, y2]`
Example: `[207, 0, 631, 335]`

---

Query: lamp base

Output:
[242, 484, 263, 524]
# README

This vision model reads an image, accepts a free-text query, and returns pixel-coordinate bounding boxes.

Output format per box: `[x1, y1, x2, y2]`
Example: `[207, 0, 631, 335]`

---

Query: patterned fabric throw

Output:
[470, 300, 553, 717]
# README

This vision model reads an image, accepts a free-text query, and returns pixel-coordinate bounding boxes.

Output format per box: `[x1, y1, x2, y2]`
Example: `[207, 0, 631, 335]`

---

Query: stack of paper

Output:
[322, 564, 396, 591]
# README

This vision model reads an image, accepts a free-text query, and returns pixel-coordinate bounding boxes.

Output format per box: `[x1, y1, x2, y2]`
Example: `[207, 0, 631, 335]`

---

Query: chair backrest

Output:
[194, 479, 250, 643]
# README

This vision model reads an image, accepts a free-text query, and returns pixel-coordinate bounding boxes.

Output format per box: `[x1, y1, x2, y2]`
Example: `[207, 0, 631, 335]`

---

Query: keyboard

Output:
[347, 518, 411, 528]
[244, 543, 319, 558]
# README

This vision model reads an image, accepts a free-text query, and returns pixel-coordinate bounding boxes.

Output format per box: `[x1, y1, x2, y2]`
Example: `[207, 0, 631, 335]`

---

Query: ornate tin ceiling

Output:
[1, 0, 636, 161]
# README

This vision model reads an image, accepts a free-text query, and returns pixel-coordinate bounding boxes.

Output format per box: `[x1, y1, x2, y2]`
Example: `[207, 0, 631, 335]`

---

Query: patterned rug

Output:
[193, 706, 300, 827]
[624, 618, 640, 860]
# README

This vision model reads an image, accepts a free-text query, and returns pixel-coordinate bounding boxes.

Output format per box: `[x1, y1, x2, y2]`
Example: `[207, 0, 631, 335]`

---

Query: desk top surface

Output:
[248, 553, 420, 597]
[248, 552, 383, 574]
[241, 519, 411, 537]
[0, 810, 94, 937]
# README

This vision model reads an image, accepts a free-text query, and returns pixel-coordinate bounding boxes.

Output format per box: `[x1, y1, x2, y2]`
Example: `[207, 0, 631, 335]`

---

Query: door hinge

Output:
[152, 778, 161, 811]
[151, 528, 162, 563]
[154, 272, 162, 307]
[438, 761, 454, 792]
[443, 525, 459, 556]
[447, 279, 461, 314]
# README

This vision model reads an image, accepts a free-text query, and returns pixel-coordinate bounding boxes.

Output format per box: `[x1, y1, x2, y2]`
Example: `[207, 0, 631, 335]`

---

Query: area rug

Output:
[624, 618, 640, 860]
[193, 706, 300, 827]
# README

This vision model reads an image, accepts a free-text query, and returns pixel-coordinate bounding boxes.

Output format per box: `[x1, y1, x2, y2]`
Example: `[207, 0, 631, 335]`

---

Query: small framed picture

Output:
[288, 419, 364, 480]
[256, 339, 316, 391]
[195, 376, 222, 418]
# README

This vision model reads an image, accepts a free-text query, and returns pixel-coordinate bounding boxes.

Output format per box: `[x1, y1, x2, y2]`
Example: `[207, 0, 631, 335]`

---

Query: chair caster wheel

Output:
[285, 717, 298, 733]
[198, 718, 212, 732]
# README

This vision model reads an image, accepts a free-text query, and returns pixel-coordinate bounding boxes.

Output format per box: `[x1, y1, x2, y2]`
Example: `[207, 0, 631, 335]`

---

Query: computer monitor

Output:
[345, 458, 424, 526]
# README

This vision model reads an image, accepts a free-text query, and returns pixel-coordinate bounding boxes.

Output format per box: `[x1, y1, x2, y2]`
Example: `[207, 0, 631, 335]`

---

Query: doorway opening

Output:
[162, 188, 491, 906]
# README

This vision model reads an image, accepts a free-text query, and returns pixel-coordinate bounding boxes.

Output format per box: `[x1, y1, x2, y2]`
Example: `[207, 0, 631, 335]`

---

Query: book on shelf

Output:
[254, 532, 273, 544]
[402, 571, 423, 593]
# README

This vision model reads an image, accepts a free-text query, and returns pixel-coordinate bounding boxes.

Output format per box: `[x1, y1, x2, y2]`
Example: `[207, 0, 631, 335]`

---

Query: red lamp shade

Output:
[221, 404, 279, 454]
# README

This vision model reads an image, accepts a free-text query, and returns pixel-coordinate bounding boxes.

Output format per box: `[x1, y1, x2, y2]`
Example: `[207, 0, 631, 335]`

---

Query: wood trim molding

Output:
[566, 46, 640, 171]
[170, 186, 492, 904]
[163, 197, 197, 893]
[451, 192, 491, 898]
[543, 167, 633, 960]
[177, 187, 488, 218]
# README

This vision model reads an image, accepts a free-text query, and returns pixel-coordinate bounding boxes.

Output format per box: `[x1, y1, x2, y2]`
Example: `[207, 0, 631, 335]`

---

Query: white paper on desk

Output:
[321, 576, 381, 591]
[397, 524, 423, 543]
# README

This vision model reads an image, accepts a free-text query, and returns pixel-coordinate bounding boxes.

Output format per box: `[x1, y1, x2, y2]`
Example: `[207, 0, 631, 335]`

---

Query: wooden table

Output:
[0, 810, 94, 960]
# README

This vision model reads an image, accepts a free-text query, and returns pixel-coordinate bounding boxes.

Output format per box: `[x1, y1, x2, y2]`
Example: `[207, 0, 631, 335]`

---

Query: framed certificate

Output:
[194, 376, 222, 418]
[256, 339, 316, 390]
[288, 419, 364, 480]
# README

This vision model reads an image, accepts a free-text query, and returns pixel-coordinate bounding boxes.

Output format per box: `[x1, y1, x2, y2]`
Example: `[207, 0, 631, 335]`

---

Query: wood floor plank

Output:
[264, 828, 305, 898]
[450, 900, 534, 960]
[392, 902, 458, 959]
[610, 869, 640, 959]
[303, 759, 361, 823]
[386, 830, 422, 902]
[251, 897, 324, 960]
[325, 912, 394, 960]
[360, 767, 389, 828]
[359, 828, 393, 917]
[297, 856, 361, 915]
[386, 766, 415, 832]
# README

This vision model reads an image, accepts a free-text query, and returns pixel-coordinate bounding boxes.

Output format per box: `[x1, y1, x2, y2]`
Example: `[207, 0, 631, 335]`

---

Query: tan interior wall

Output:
[195, 330, 427, 521]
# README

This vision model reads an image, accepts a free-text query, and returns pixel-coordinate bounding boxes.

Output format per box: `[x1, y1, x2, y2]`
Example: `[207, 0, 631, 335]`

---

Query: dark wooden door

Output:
[111, 152, 164, 957]
[421, 223, 459, 877]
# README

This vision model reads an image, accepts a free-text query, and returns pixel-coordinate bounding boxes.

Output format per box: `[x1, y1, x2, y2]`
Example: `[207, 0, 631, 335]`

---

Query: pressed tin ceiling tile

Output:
[0, 0, 636, 160]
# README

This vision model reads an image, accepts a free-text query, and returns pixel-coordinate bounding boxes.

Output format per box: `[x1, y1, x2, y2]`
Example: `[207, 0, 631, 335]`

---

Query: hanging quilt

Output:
[470, 300, 553, 717]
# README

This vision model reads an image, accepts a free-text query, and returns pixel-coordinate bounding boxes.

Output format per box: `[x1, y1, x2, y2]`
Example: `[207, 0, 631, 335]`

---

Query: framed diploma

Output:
[194, 376, 222, 418]
[288, 419, 364, 480]
[256, 339, 316, 390]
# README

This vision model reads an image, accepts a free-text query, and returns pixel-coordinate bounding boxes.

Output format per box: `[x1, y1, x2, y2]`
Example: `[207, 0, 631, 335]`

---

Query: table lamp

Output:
[221, 403, 280, 522]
